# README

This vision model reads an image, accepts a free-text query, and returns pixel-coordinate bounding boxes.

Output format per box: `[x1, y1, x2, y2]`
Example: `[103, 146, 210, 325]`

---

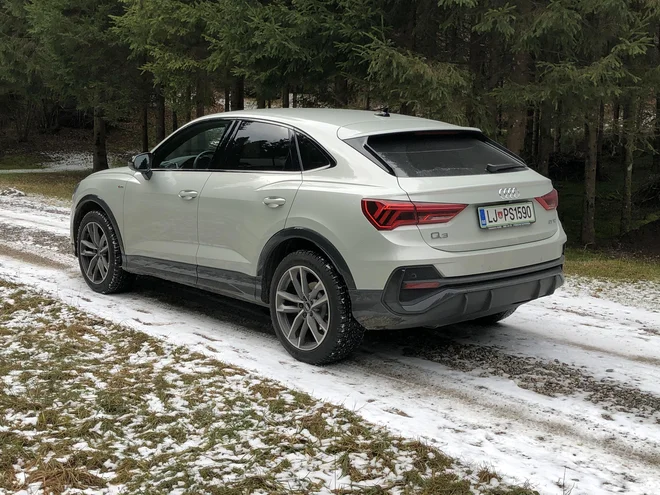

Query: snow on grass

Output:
[560, 276, 660, 313]
[0, 279, 534, 495]
[0, 152, 135, 173]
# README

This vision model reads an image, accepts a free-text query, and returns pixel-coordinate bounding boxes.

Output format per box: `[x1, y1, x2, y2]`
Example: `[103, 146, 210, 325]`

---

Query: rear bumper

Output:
[350, 257, 564, 330]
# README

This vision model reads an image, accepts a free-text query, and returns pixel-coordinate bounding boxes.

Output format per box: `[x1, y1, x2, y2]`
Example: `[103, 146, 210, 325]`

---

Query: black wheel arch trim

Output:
[257, 228, 356, 301]
[73, 195, 124, 256]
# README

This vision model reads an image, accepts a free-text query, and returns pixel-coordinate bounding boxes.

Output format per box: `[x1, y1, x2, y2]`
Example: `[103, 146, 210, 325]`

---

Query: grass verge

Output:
[0, 170, 91, 201]
[0, 153, 51, 170]
[0, 278, 538, 495]
[564, 247, 660, 282]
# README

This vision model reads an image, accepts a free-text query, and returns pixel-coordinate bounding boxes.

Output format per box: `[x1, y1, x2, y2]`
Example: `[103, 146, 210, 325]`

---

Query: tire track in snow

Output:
[343, 353, 660, 468]
[371, 330, 660, 422]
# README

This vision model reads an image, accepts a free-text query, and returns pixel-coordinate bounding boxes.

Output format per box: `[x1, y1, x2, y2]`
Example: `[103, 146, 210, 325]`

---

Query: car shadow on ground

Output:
[130, 275, 502, 358]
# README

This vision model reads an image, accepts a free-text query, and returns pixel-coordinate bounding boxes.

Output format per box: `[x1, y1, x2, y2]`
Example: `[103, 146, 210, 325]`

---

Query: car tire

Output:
[473, 308, 517, 325]
[77, 210, 134, 294]
[269, 250, 365, 365]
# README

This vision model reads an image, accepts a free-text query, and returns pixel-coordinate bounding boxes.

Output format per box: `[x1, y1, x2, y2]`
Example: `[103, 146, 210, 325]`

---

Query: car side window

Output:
[221, 121, 298, 172]
[153, 120, 230, 170]
[296, 132, 331, 170]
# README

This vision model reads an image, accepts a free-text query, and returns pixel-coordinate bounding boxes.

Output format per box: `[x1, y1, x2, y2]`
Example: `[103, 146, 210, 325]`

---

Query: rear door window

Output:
[365, 132, 526, 177]
[221, 121, 298, 172]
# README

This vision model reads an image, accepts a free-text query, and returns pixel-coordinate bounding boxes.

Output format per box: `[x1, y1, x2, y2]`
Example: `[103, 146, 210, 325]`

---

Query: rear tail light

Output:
[361, 199, 467, 231]
[535, 189, 558, 210]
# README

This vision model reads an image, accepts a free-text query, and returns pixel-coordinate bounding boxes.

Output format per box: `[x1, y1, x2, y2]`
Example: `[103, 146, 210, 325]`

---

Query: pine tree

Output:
[0, 0, 47, 142]
[27, 0, 139, 170]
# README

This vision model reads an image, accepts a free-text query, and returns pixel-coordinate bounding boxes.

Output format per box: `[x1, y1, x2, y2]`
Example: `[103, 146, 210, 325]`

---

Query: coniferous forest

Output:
[1, 0, 660, 247]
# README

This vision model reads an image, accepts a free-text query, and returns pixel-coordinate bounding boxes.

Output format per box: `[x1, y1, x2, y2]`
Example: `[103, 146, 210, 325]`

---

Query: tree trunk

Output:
[292, 88, 298, 108]
[281, 86, 289, 108]
[15, 101, 33, 143]
[140, 102, 148, 152]
[581, 114, 598, 246]
[466, 27, 483, 127]
[538, 104, 552, 177]
[256, 96, 266, 109]
[621, 98, 637, 234]
[488, 42, 502, 135]
[653, 23, 659, 170]
[335, 76, 349, 107]
[532, 106, 540, 162]
[231, 77, 244, 111]
[596, 100, 605, 181]
[195, 77, 205, 118]
[613, 101, 621, 148]
[172, 110, 178, 132]
[506, 111, 527, 154]
[554, 101, 562, 153]
[524, 106, 535, 159]
[155, 88, 166, 143]
[654, 94, 660, 171]
[185, 86, 192, 122]
[223, 87, 230, 112]
[400, 102, 413, 116]
[505, 50, 530, 156]
[93, 107, 109, 172]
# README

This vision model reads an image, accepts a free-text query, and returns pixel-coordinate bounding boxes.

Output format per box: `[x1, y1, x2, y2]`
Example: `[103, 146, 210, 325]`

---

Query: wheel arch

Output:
[257, 228, 356, 304]
[73, 195, 124, 256]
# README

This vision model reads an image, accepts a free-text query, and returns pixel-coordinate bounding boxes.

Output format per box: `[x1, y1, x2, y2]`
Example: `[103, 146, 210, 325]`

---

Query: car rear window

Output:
[365, 132, 526, 177]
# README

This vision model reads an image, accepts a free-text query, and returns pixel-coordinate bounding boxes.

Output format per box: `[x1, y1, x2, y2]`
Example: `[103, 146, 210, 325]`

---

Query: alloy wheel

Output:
[275, 266, 330, 351]
[79, 221, 110, 284]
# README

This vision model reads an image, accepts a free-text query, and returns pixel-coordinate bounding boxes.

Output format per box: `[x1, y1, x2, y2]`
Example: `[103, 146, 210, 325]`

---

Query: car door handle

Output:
[178, 190, 199, 200]
[263, 197, 286, 208]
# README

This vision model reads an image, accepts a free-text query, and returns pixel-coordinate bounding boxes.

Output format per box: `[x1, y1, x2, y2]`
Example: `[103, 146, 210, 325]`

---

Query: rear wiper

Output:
[486, 162, 526, 173]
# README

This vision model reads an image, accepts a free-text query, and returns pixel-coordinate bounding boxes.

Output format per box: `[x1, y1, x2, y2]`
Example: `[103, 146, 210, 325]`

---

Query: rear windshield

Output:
[365, 132, 526, 177]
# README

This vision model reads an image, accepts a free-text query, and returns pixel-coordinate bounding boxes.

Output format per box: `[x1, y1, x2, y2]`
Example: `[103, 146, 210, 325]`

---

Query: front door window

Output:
[154, 120, 230, 170]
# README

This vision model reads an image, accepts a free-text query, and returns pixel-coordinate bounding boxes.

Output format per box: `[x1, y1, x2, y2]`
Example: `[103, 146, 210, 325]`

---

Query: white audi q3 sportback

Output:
[71, 109, 566, 364]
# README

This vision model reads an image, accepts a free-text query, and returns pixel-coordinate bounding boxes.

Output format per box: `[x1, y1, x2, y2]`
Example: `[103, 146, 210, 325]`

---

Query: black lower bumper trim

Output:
[350, 258, 564, 330]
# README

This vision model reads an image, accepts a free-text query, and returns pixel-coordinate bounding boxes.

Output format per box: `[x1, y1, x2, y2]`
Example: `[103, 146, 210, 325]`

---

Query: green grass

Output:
[0, 153, 51, 170]
[0, 170, 91, 200]
[564, 247, 660, 282]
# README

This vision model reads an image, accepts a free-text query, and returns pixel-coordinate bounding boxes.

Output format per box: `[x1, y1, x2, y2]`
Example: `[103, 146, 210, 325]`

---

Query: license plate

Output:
[478, 202, 535, 229]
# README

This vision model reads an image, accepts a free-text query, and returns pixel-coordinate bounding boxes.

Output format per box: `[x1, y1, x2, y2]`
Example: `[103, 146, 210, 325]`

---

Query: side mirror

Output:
[130, 152, 153, 180]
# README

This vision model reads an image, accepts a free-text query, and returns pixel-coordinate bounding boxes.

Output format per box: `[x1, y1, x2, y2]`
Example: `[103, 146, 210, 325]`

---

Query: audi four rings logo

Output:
[498, 187, 520, 200]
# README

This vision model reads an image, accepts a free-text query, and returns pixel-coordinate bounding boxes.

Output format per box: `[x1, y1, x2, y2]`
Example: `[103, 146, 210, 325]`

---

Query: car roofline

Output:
[185, 109, 481, 134]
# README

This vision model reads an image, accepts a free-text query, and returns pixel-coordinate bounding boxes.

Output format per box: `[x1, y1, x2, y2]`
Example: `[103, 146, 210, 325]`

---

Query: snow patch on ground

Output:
[43, 151, 128, 171]
[0, 151, 137, 174]
[0, 187, 26, 197]
[561, 276, 660, 313]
